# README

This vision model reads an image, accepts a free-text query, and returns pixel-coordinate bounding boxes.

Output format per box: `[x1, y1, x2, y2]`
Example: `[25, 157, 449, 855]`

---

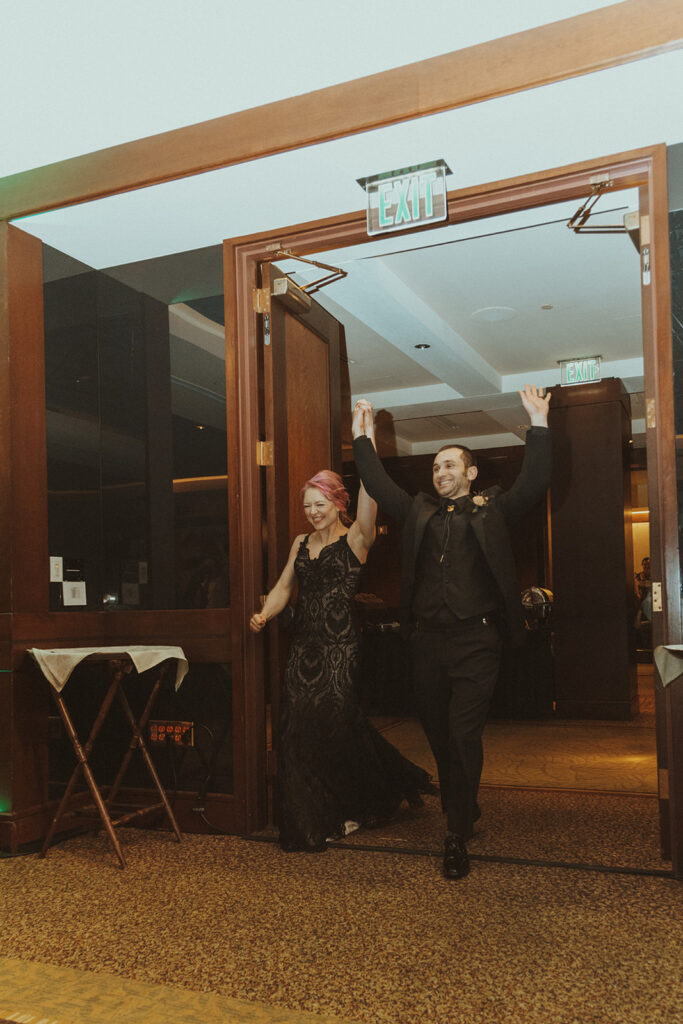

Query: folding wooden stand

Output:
[38, 652, 183, 868]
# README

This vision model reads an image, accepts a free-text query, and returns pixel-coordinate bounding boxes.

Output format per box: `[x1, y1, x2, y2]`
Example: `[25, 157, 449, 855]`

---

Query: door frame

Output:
[225, 143, 682, 874]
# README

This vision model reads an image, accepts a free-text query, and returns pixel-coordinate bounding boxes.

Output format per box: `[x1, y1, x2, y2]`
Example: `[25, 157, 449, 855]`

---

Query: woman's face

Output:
[303, 487, 337, 531]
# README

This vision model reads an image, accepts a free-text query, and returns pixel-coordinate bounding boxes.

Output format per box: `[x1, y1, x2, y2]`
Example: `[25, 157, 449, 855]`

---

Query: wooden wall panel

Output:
[6, 226, 48, 613]
[0, 614, 11, 670]
[9, 610, 230, 660]
[223, 242, 262, 830]
[0, 674, 13, 813]
[0, 226, 11, 613]
[0, 224, 48, 614]
[549, 381, 637, 719]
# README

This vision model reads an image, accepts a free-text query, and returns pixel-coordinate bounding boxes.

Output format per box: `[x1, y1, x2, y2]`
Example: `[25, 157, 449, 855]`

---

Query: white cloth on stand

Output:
[28, 645, 189, 692]
[653, 645, 683, 687]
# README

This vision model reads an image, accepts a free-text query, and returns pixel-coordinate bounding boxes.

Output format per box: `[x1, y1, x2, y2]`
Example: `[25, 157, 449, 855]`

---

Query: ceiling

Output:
[274, 191, 645, 453]
[0, 1, 621, 180]
[7, 2, 680, 456]
[42, 186, 645, 456]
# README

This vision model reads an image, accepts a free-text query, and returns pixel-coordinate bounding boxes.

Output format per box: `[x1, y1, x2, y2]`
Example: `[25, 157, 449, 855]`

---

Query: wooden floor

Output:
[0, 956, 353, 1024]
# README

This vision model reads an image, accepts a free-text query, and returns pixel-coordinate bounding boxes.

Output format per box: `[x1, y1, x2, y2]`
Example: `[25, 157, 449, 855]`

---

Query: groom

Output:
[352, 386, 552, 879]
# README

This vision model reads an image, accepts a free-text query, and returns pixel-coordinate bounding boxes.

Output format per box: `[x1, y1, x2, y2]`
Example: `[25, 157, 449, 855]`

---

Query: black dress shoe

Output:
[443, 834, 470, 879]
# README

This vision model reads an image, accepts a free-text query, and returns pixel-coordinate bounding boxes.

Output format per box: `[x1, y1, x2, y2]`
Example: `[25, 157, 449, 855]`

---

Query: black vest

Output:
[411, 495, 500, 620]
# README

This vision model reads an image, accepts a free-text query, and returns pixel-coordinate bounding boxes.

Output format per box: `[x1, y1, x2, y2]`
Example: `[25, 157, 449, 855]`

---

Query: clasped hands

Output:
[352, 399, 375, 439]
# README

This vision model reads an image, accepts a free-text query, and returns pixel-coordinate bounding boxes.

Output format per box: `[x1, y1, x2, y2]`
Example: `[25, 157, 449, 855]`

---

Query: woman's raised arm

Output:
[348, 403, 378, 562]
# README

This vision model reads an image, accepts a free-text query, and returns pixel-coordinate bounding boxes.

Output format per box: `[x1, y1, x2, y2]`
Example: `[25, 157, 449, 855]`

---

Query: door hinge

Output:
[256, 440, 274, 467]
[253, 287, 270, 314]
[652, 581, 662, 613]
[646, 398, 656, 430]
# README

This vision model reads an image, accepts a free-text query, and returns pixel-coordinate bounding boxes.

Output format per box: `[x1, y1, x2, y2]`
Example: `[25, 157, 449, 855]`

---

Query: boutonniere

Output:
[471, 494, 489, 512]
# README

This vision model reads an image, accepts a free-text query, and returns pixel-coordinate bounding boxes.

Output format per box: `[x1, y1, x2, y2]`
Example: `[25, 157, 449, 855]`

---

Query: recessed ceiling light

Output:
[471, 306, 517, 322]
[414, 343, 431, 350]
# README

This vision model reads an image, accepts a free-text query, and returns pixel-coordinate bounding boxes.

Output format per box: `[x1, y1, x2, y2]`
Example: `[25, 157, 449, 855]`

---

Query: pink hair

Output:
[301, 470, 351, 524]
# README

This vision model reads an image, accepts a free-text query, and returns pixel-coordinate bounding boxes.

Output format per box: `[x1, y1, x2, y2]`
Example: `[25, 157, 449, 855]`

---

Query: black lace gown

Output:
[277, 533, 433, 851]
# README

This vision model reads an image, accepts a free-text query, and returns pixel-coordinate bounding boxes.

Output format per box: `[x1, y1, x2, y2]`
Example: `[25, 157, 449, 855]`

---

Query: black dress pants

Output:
[409, 620, 502, 840]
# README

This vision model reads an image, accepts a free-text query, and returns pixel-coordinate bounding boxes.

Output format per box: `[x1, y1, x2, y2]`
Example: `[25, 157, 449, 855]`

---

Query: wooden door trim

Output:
[224, 145, 659, 256]
[266, 266, 293, 575]
[224, 240, 265, 830]
[644, 147, 683, 875]
[2, 2, 682, 222]
[0, 225, 49, 613]
[227, 144, 680, 871]
[227, 251, 347, 827]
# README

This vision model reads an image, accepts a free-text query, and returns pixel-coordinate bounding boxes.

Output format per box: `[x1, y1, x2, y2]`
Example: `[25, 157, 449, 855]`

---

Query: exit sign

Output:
[560, 356, 602, 386]
[358, 160, 451, 236]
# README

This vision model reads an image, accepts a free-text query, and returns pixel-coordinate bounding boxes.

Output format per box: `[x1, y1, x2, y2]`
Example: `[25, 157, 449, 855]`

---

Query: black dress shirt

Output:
[411, 494, 500, 622]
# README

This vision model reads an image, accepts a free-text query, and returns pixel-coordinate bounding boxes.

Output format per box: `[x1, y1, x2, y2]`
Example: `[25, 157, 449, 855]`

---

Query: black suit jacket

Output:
[353, 427, 552, 645]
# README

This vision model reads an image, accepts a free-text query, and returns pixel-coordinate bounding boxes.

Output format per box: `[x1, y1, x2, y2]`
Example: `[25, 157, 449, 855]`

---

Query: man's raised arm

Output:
[501, 384, 552, 519]
[352, 399, 412, 523]
[519, 382, 551, 428]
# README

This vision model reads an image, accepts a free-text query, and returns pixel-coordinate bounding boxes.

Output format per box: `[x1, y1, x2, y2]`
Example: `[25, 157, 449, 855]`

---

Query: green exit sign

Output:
[358, 160, 451, 236]
[560, 356, 602, 386]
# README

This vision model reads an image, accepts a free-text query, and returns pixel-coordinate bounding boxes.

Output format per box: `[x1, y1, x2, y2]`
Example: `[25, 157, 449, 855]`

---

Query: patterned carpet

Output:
[335, 786, 668, 872]
[254, 786, 668, 873]
[0, 789, 680, 1024]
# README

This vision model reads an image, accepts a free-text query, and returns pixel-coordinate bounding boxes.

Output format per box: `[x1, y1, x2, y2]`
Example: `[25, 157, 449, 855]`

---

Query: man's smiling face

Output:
[432, 447, 478, 500]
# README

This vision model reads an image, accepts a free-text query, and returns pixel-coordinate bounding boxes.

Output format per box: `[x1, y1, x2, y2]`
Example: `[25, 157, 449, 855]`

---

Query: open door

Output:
[224, 144, 680, 871]
[260, 262, 348, 816]
[223, 238, 348, 833]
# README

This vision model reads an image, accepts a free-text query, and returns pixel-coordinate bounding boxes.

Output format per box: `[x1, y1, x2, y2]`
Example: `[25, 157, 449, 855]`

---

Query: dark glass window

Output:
[43, 245, 228, 610]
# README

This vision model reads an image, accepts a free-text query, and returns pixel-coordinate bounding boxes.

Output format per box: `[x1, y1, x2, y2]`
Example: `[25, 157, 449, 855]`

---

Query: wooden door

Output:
[223, 242, 348, 832]
[261, 264, 347, 811]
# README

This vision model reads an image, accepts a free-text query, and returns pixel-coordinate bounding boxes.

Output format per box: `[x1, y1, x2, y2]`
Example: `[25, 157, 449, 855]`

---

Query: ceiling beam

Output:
[411, 432, 525, 455]
[339, 261, 501, 395]
[1, 1, 682, 221]
[354, 355, 645, 416]
[501, 357, 645, 393]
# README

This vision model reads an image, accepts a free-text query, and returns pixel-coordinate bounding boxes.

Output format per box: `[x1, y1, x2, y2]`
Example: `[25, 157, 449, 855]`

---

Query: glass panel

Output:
[43, 244, 228, 609]
[44, 265, 103, 609]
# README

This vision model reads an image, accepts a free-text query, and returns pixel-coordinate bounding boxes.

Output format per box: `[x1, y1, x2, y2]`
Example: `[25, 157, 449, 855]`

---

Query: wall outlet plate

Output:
[62, 581, 86, 606]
